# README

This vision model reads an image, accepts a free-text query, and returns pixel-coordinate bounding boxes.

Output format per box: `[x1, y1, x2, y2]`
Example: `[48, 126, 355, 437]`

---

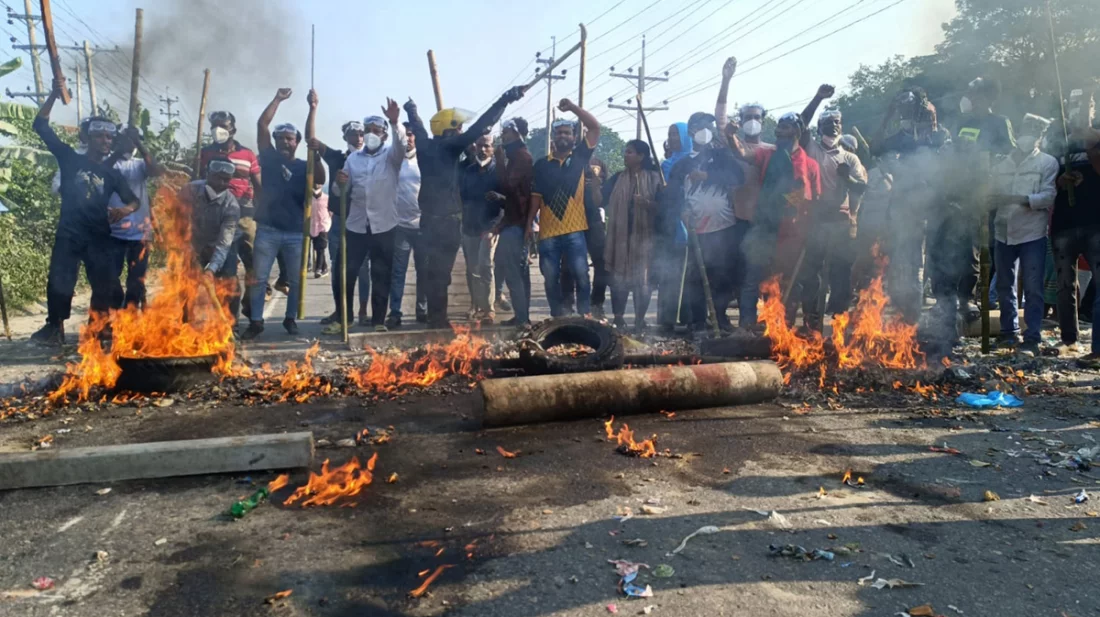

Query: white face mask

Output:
[1016, 135, 1039, 153]
[212, 127, 230, 144]
[822, 134, 839, 148]
[364, 133, 383, 152]
[693, 128, 713, 146]
[478, 154, 492, 167]
[742, 119, 763, 137]
[959, 97, 973, 114]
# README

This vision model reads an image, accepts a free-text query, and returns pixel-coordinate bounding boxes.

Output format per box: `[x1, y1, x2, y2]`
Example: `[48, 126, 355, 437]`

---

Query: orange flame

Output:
[267, 474, 290, 493]
[347, 327, 488, 395]
[604, 417, 657, 458]
[283, 453, 378, 507]
[48, 184, 241, 405]
[409, 564, 454, 598]
[496, 446, 517, 458]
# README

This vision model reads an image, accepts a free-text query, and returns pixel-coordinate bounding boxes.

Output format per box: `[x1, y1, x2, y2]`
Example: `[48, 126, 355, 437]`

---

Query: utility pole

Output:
[158, 89, 179, 127]
[608, 35, 670, 140]
[7, 0, 46, 104]
[12, 35, 120, 114]
[535, 37, 566, 157]
[73, 63, 80, 123]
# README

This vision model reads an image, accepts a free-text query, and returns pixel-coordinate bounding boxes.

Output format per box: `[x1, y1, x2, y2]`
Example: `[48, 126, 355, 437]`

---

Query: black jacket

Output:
[404, 88, 522, 219]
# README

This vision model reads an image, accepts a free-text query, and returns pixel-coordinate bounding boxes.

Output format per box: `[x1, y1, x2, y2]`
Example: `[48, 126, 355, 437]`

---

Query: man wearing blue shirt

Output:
[106, 127, 165, 310]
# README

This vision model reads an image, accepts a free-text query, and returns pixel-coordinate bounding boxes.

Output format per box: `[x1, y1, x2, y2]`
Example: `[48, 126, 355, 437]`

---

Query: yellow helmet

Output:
[430, 108, 476, 137]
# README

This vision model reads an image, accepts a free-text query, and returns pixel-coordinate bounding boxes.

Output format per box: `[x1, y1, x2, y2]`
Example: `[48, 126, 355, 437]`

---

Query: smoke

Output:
[117, 0, 306, 145]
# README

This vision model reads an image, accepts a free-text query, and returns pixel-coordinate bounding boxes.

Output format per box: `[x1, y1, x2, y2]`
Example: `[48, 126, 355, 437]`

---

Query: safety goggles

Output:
[208, 160, 236, 176]
[87, 120, 117, 136]
[1019, 113, 1052, 136]
[502, 118, 519, 132]
[209, 110, 233, 124]
[363, 116, 387, 130]
[551, 118, 574, 130]
[342, 121, 365, 134]
[273, 123, 299, 137]
[819, 110, 842, 123]
[777, 112, 801, 126]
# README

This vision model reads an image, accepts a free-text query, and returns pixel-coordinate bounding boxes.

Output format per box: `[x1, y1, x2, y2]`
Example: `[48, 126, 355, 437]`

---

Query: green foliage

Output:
[525, 124, 628, 174]
[0, 158, 61, 308]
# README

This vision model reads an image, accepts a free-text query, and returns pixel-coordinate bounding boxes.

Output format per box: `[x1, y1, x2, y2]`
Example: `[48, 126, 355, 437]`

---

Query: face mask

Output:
[364, 133, 383, 152]
[212, 127, 230, 144]
[693, 128, 713, 146]
[405, 148, 416, 159]
[742, 119, 763, 137]
[1016, 135, 1039, 153]
[959, 97, 973, 114]
[822, 135, 839, 148]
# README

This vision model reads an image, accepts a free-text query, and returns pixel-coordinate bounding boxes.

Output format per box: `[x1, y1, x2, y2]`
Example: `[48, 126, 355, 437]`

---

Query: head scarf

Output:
[661, 122, 693, 177]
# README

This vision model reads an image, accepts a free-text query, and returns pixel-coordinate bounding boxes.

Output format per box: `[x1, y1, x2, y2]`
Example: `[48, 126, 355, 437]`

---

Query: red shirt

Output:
[199, 141, 260, 201]
[753, 146, 822, 245]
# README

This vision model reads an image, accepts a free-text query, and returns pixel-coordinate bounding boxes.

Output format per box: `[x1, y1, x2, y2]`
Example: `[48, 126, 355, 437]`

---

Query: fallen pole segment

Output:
[0, 432, 314, 491]
[480, 361, 782, 428]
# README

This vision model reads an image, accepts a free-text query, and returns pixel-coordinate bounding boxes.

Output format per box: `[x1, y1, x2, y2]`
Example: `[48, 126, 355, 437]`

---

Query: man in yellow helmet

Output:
[404, 85, 525, 329]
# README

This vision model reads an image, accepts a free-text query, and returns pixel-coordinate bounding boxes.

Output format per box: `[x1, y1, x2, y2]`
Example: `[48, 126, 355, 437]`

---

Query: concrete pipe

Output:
[480, 361, 783, 428]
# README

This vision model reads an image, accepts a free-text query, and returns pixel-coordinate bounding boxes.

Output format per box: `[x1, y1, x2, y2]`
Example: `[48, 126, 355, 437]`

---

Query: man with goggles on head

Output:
[240, 88, 326, 341]
[797, 87, 868, 334]
[106, 125, 165, 312]
[179, 158, 243, 318]
[30, 78, 141, 346]
[199, 109, 262, 320]
[307, 117, 373, 327]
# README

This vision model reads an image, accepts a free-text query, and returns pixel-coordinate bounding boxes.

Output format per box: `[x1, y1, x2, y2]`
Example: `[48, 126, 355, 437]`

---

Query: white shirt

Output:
[342, 121, 406, 235]
[992, 148, 1058, 245]
[805, 138, 867, 216]
[108, 157, 150, 241]
[396, 154, 422, 229]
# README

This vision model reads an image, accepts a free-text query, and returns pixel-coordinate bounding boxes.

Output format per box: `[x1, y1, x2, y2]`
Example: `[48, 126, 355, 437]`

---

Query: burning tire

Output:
[518, 317, 625, 375]
[114, 355, 217, 394]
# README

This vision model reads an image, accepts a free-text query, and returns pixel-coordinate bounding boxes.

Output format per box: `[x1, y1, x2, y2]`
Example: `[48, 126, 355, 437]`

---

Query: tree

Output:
[524, 125, 627, 175]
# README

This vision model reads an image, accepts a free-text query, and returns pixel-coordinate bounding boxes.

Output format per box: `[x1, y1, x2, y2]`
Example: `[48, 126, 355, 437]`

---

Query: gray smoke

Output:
[116, 0, 306, 145]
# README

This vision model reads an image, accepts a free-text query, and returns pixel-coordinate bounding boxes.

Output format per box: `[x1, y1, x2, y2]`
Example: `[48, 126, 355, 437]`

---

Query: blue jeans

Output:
[389, 226, 427, 319]
[250, 224, 303, 323]
[539, 231, 590, 316]
[497, 225, 531, 323]
[994, 237, 1046, 343]
[328, 225, 371, 307]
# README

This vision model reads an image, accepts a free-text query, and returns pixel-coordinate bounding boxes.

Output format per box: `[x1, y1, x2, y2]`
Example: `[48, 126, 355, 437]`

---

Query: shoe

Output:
[322, 321, 344, 336]
[373, 324, 388, 332]
[1018, 340, 1041, 357]
[31, 322, 64, 346]
[466, 308, 479, 322]
[482, 311, 495, 325]
[994, 336, 1019, 350]
[283, 318, 298, 335]
[658, 323, 675, 335]
[591, 305, 605, 320]
[501, 317, 529, 327]
[427, 319, 453, 330]
[634, 321, 649, 334]
[358, 313, 370, 327]
[240, 321, 264, 340]
[494, 297, 512, 313]
[265, 286, 274, 301]
[1077, 353, 1100, 370]
[415, 313, 429, 324]
[613, 316, 627, 329]
[274, 280, 291, 294]
[385, 314, 402, 329]
[320, 311, 340, 325]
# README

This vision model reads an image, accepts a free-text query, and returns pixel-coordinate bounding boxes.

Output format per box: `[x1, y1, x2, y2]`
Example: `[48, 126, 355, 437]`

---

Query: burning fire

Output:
[347, 328, 488, 395]
[603, 416, 657, 458]
[283, 453, 378, 508]
[757, 255, 923, 385]
[260, 343, 331, 403]
[48, 183, 240, 405]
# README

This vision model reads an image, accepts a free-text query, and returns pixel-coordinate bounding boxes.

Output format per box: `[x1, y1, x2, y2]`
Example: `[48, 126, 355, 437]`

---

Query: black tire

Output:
[114, 355, 218, 394]
[518, 317, 625, 375]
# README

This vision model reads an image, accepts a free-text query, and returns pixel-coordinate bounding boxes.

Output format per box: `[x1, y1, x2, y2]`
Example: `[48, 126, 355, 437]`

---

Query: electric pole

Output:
[7, 0, 46, 104]
[607, 35, 670, 140]
[158, 89, 179, 127]
[74, 63, 80, 123]
[11, 33, 120, 114]
[535, 36, 566, 156]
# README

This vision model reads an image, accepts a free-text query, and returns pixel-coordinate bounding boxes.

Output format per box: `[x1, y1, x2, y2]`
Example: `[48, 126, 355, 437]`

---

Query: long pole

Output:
[38, 0, 68, 104]
[74, 64, 81, 124]
[193, 69, 210, 178]
[22, 0, 44, 104]
[0, 271, 10, 340]
[636, 35, 646, 141]
[577, 24, 587, 110]
[127, 8, 142, 127]
[1046, 0, 1076, 208]
[427, 50, 444, 112]
[82, 40, 97, 114]
[339, 189, 348, 342]
[298, 25, 315, 320]
[545, 36, 556, 157]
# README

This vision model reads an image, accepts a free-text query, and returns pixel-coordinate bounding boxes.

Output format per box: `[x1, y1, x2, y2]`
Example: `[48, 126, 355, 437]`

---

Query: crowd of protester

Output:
[24, 63, 1100, 365]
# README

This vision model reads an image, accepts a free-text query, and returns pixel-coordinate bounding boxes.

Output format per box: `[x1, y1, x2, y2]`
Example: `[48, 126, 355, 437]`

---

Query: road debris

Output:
[95, 487, 111, 496]
[641, 505, 666, 515]
[409, 564, 454, 598]
[667, 525, 720, 556]
[983, 490, 1000, 502]
[769, 544, 835, 561]
[229, 474, 290, 519]
[153, 538, 167, 546]
[1074, 489, 1089, 504]
[30, 577, 54, 591]
[766, 510, 792, 530]
[955, 391, 1023, 408]
[264, 589, 292, 604]
[871, 578, 924, 589]
[857, 570, 877, 585]
[496, 446, 517, 458]
[908, 605, 936, 617]
[652, 564, 675, 578]
[1027, 495, 1048, 505]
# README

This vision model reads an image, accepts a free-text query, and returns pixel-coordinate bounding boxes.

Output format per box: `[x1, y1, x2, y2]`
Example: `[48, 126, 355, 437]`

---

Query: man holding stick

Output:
[404, 85, 525, 329]
[528, 98, 601, 317]
[179, 158, 242, 317]
[199, 110, 262, 320]
[324, 98, 406, 334]
[240, 88, 325, 341]
[386, 124, 425, 329]
[31, 79, 141, 346]
[106, 126, 164, 311]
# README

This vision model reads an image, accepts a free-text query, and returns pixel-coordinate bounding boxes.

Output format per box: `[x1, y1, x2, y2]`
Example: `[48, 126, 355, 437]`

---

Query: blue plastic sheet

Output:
[955, 391, 1023, 408]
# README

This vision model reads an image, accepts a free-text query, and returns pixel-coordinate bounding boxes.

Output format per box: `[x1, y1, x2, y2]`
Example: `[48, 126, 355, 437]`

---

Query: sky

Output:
[1, 0, 957, 154]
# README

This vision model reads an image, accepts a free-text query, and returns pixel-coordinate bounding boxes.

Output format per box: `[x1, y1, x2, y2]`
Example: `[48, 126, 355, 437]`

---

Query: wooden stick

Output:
[38, 0, 70, 104]
[427, 49, 444, 112]
[522, 40, 583, 92]
[126, 8, 142, 127]
[0, 432, 315, 490]
[577, 24, 588, 110]
[339, 188, 348, 342]
[0, 270, 10, 340]
[192, 69, 210, 178]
